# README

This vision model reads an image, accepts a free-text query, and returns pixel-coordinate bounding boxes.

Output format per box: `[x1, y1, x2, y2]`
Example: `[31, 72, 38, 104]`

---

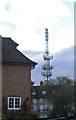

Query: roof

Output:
[1, 36, 37, 68]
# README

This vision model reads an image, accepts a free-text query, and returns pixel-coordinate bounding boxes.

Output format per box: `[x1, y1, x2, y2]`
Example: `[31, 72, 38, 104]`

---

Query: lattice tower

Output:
[41, 28, 53, 81]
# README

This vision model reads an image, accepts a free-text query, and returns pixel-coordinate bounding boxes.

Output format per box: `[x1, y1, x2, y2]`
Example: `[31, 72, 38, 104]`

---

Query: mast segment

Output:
[41, 28, 53, 81]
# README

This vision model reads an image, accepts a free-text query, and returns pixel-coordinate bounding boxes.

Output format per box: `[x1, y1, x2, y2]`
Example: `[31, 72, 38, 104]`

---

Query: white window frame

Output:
[8, 97, 21, 110]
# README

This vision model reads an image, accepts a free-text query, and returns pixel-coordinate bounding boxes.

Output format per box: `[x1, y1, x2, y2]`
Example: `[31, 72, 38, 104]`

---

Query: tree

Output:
[74, 81, 76, 117]
[2, 97, 37, 120]
[54, 76, 74, 116]
[41, 76, 74, 117]
[19, 98, 37, 120]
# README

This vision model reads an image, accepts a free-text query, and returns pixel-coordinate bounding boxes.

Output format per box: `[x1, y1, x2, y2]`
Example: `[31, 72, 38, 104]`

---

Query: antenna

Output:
[41, 28, 53, 81]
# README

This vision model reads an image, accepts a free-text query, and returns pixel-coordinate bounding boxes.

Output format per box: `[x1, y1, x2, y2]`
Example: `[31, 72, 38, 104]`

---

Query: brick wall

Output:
[2, 64, 32, 107]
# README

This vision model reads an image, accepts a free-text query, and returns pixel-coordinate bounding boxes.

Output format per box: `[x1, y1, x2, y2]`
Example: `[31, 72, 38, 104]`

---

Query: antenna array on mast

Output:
[41, 28, 53, 81]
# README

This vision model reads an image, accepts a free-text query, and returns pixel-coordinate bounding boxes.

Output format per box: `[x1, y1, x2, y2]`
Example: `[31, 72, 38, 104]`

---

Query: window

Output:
[39, 105, 44, 112]
[32, 91, 35, 95]
[39, 114, 47, 118]
[33, 105, 37, 111]
[40, 114, 44, 118]
[42, 91, 46, 94]
[39, 98, 43, 103]
[44, 105, 48, 112]
[44, 115, 48, 118]
[8, 97, 21, 110]
[32, 98, 36, 103]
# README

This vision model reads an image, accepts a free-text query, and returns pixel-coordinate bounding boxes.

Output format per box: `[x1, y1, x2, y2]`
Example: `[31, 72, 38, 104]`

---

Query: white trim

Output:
[8, 97, 21, 110]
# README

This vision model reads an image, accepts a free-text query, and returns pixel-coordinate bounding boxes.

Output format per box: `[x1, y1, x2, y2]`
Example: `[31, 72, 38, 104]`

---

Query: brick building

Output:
[0, 36, 37, 115]
[32, 81, 53, 118]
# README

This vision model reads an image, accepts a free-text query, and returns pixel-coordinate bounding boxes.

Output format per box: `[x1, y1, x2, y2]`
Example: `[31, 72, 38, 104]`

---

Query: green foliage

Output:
[19, 98, 37, 120]
[41, 76, 74, 117]
[1, 115, 8, 120]
[2, 97, 8, 120]
[74, 81, 76, 111]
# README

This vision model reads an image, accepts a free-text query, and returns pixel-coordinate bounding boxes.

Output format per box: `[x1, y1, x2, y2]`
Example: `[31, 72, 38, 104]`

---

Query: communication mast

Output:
[41, 28, 53, 81]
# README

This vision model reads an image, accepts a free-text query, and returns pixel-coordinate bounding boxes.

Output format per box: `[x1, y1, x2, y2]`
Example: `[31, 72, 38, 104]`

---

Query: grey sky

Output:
[23, 46, 74, 85]
[0, 0, 74, 53]
[0, 0, 75, 85]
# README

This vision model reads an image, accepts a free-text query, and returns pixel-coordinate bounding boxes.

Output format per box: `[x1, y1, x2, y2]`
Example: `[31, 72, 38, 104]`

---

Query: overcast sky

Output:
[23, 46, 74, 85]
[0, 0, 74, 52]
[0, 0, 75, 85]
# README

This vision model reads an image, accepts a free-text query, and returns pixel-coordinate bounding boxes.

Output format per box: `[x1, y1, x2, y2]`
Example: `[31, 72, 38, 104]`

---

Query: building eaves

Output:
[1, 36, 37, 68]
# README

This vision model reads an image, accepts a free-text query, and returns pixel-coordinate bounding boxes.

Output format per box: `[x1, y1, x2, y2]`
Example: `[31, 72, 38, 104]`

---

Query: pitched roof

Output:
[1, 36, 37, 68]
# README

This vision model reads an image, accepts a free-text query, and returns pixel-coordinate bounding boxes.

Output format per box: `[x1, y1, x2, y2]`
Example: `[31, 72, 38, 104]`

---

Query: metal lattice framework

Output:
[41, 28, 53, 81]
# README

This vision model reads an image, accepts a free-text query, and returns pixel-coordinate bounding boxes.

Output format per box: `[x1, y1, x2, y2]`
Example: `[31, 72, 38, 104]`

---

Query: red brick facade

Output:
[1, 36, 37, 113]
[2, 64, 32, 106]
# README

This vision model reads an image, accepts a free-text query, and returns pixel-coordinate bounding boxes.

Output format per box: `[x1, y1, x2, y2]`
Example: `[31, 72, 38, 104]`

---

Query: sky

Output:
[0, 0, 75, 85]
